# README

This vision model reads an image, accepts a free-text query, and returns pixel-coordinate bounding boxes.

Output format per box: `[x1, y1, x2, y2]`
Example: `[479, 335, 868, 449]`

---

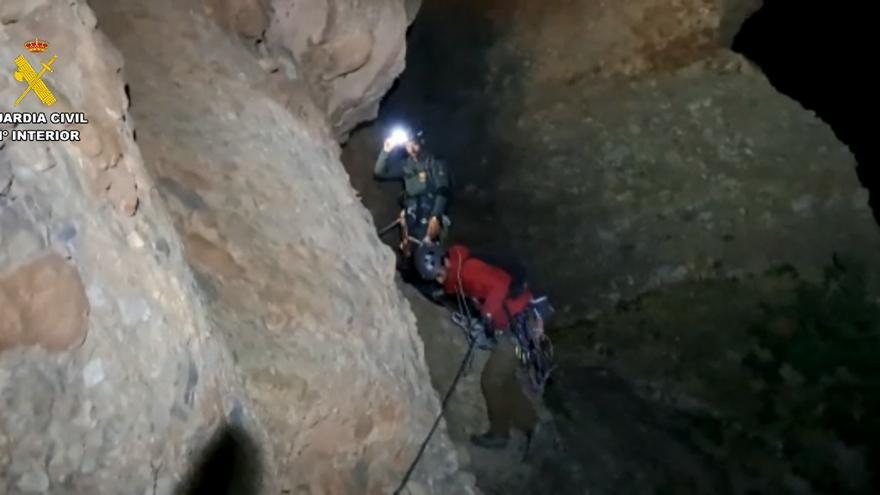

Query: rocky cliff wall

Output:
[1, 0, 474, 494]
[344, 0, 880, 325]
[0, 2, 245, 493]
[205, 0, 421, 139]
[341, 2, 879, 492]
[477, 0, 880, 322]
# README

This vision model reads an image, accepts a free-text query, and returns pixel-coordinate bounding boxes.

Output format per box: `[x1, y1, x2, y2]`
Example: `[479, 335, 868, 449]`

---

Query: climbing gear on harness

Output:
[451, 312, 497, 351]
[414, 243, 447, 281]
[382, 208, 450, 258]
[530, 295, 554, 323]
[507, 301, 556, 394]
[445, 248, 557, 393]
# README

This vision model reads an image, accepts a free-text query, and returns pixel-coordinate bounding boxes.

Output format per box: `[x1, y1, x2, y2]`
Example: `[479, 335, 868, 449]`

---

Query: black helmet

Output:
[413, 130, 426, 146]
[415, 243, 446, 280]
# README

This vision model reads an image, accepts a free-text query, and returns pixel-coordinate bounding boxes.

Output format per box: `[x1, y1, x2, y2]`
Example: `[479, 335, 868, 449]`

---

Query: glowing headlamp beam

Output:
[388, 128, 411, 147]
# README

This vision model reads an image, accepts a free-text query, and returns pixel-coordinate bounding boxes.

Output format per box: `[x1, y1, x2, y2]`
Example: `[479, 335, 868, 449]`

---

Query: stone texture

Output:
[1, 0, 140, 216]
[203, 0, 415, 138]
[543, 271, 880, 493]
[205, 0, 269, 39]
[345, 0, 880, 327]
[488, 59, 880, 323]
[0, 2, 251, 494]
[343, 0, 880, 492]
[0, 253, 90, 353]
[2, 0, 473, 494]
[264, 0, 415, 138]
[87, 0, 475, 493]
[481, 0, 745, 83]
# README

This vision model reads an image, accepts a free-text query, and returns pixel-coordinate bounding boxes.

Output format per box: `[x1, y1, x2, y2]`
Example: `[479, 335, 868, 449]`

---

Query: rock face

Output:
[271, 0, 416, 139]
[1, 0, 473, 494]
[491, 55, 880, 322]
[548, 269, 880, 494]
[345, 0, 880, 325]
[210, 0, 419, 139]
[1, 3, 240, 494]
[342, 0, 880, 492]
[0, 254, 90, 353]
[481, 0, 880, 323]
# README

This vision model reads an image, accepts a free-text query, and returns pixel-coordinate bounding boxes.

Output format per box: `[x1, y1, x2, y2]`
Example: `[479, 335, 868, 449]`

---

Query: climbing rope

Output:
[392, 337, 477, 495]
[393, 250, 476, 495]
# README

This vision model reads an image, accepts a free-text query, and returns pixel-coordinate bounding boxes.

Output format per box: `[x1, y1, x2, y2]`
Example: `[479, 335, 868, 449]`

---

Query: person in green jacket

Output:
[374, 129, 452, 257]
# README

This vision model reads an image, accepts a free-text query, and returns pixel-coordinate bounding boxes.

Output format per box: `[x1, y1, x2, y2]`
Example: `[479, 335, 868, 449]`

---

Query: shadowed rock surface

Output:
[346, 0, 880, 325]
[2, 0, 877, 493]
[205, 0, 422, 139]
[1, 0, 475, 494]
[344, 0, 880, 493]
[2, 3, 242, 494]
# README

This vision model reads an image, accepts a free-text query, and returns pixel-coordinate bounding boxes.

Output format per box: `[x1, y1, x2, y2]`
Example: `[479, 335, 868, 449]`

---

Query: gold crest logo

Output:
[13, 37, 58, 107]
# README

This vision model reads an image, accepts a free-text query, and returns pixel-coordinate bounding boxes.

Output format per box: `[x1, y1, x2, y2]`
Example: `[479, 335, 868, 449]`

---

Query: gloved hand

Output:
[399, 238, 413, 258]
[425, 216, 441, 242]
[383, 138, 395, 153]
[473, 316, 497, 350]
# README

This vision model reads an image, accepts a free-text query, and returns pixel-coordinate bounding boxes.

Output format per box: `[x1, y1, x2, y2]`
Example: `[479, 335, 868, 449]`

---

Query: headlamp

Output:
[388, 128, 411, 148]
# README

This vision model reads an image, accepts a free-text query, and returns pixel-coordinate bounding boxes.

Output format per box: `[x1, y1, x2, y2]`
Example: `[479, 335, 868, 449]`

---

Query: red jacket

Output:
[442, 245, 532, 330]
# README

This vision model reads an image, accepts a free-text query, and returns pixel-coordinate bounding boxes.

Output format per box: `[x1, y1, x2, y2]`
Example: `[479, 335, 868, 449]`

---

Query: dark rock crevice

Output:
[733, 0, 878, 221]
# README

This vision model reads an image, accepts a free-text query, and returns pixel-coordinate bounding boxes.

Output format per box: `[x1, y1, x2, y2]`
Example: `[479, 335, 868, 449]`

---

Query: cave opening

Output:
[732, 0, 878, 221]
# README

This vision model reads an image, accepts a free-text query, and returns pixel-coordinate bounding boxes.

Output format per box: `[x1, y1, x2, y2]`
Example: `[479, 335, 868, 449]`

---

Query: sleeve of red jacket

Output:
[447, 244, 469, 262]
[482, 275, 508, 328]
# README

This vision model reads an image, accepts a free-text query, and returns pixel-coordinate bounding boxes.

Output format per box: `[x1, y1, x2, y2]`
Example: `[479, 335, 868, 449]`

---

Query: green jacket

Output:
[374, 150, 451, 218]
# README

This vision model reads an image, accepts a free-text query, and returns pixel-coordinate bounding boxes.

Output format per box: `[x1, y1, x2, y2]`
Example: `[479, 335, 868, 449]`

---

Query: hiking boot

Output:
[470, 432, 509, 450]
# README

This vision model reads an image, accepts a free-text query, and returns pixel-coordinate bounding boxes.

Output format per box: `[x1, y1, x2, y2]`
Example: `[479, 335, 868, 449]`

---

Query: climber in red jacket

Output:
[415, 242, 540, 449]
[415, 243, 533, 331]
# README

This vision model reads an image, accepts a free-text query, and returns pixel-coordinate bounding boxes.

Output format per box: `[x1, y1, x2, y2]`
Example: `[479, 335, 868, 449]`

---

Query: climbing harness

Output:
[448, 262, 557, 392]
[510, 309, 556, 394]
[376, 214, 435, 262]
